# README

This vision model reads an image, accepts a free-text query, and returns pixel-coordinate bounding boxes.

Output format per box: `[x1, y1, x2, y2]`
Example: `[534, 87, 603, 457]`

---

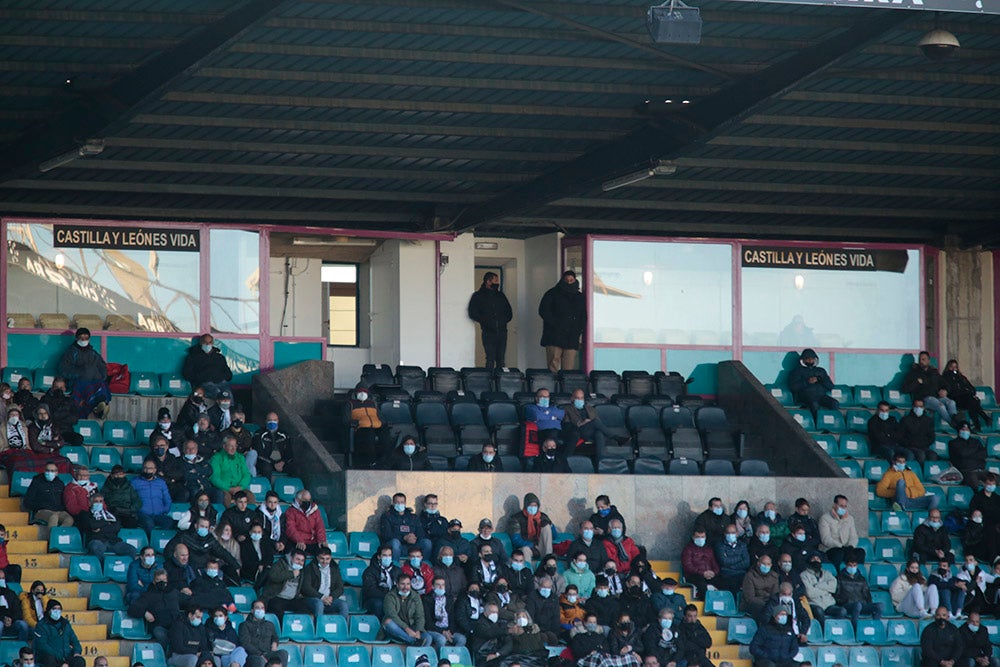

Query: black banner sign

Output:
[742, 247, 909, 273]
[53, 225, 200, 252]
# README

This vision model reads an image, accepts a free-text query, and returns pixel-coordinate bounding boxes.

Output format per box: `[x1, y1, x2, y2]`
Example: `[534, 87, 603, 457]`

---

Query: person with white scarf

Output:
[76, 493, 138, 558]
[28, 404, 63, 455]
[253, 491, 285, 552]
[3, 408, 27, 451]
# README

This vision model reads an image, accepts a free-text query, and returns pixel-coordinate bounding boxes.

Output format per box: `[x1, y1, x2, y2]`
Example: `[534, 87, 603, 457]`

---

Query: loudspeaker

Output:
[647, 3, 702, 44]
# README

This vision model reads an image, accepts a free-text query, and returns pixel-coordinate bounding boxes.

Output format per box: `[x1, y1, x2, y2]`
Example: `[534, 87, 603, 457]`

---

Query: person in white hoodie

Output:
[890, 560, 938, 618]
[818, 495, 861, 569]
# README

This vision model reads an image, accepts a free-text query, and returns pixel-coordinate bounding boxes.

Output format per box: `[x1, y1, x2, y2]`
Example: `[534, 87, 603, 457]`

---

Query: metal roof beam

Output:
[707, 136, 1000, 155]
[0, 0, 293, 181]
[673, 157, 1000, 178]
[629, 179, 998, 199]
[743, 114, 1000, 133]
[451, 11, 910, 232]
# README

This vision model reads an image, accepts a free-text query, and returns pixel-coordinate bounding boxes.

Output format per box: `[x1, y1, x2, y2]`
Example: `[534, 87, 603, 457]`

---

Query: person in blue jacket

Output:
[750, 607, 799, 667]
[380, 492, 432, 561]
[131, 459, 173, 534]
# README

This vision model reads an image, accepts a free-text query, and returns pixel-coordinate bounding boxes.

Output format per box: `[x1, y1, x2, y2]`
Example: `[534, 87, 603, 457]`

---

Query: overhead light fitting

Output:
[474, 241, 499, 250]
[918, 28, 960, 60]
[291, 237, 377, 247]
[602, 160, 677, 192]
[647, 0, 702, 45]
[38, 138, 105, 173]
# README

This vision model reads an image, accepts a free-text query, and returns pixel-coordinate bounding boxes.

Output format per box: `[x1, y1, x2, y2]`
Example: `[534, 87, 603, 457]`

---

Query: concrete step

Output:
[56, 596, 88, 610]
[75, 625, 109, 641]
[0, 512, 35, 524]
[4, 525, 41, 541]
[45, 582, 82, 597]
[80, 640, 121, 658]
[7, 540, 48, 554]
[108, 659, 130, 667]
[25, 567, 69, 581]
[0, 497, 22, 510]
[17, 553, 62, 569]
[63, 610, 101, 624]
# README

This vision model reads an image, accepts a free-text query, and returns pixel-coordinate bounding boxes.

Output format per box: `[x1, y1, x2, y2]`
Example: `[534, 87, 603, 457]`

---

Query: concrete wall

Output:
[345, 471, 868, 560]
[439, 234, 477, 369]
[940, 249, 994, 386]
[269, 257, 322, 338]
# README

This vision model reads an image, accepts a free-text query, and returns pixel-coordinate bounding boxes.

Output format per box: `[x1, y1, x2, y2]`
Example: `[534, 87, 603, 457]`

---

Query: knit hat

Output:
[478, 518, 492, 529]
[46, 599, 61, 611]
[75, 327, 91, 339]
[800, 348, 818, 360]
[523, 492, 540, 508]
[157, 407, 171, 420]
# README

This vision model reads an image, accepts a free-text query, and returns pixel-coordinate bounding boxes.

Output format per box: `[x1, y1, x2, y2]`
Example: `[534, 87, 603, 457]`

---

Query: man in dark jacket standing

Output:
[787, 348, 837, 421]
[468, 272, 513, 372]
[538, 270, 586, 373]
[182, 333, 233, 399]
[921, 606, 963, 667]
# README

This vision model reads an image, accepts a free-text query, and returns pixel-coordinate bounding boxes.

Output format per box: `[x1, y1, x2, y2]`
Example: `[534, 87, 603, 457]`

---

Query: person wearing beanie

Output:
[32, 599, 84, 667]
[507, 492, 554, 562]
[787, 348, 837, 422]
[149, 407, 179, 452]
[58, 327, 110, 420]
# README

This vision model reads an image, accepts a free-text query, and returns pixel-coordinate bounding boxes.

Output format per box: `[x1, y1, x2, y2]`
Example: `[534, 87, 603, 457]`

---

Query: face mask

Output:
[394, 503, 406, 513]
[482, 454, 495, 463]
[214, 617, 226, 628]
[143, 471, 156, 480]
[50, 609, 62, 620]
[527, 506, 539, 516]
[356, 392, 368, 402]
[92, 502, 104, 513]
[197, 527, 209, 537]
[894, 463, 906, 472]
[251, 533, 263, 542]
[33, 591, 44, 598]
[693, 538, 706, 547]
[567, 594, 578, 603]
[543, 564, 557, 575]
[972, 515, 983, 524]
[780, 562, 792, 573]
[969, 624, 980, 633]
[809, 561, 823, 571]
[496, 584, 508, 594]
[573, 399, 585, 410]
[205, 569, 219, 578]
[575, 561, 588, 571]
[185, 454, 197, 462]
[409, 557, 422, 568]
[913, 407, 924, 417]
[291, 563, 303, 571]
[611, 527, 627, 540]
[538, 588, 551, 598]
[845, 566, 858, 575]
[77, 340, 90, 348]
[660, 618, 672, 629]
[596, 589, 609, 598]
[514, 616, 529, 628]
[758, 534, 770, 544]
[253, 609, 265, 620]
[381, 556, 393, 568]
[777, 615, 788, 625]
[586, 623, 599, 633]
[511, 561, 525, 571]
[725, 534, 737, 544]
[736, 509, 748, 519]
[154, 581, 167, 592]
[488, 613, 499, 623]
[582, 529, 594, 541]
[937, 618, 948, 626]
[44, 471, 57, 482]
[197, 500, 209, 510]
[219, 402, 231, 410]
[765, 510, 776, 521]
[544, 449, 556, 458]
[986, 485, 997, 493]
[441, 556, 453, 567]
[232, 420, 243, 429]
[712, 507, 723, 516]
[192, 424, 200, 434]
[537, 397, 549, 408]
[836, 506, 847, 517]
[0, 580, 5, 588]
[794, 533, 806, 543]
[266, 421, 278, 431]
[1, 392, 10, 400]
[191, 617, 202, 627]
[959, 430, 971, 440]
[605, 568, 616, 575]
[662, 588, 675, 597]
[479, 533, 490, 541]
[759, 565, 771, 575]
[300, 500, 312, 511]
[780, 596, 793, 604]
[966, 563, 977, 571]
[434, 588, 446, 597]
[403, 445, 416, 456]
[192, 395, 204, 405]
[928, 521, 942, 529]
[468, 590, 480, 599]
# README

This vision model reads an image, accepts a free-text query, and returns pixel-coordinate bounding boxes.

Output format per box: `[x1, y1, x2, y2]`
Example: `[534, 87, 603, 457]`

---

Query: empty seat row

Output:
[1, 367, 192, 396]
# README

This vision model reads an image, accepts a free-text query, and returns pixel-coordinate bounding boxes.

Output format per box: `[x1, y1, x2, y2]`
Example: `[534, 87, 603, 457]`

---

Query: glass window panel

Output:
[740, 248, 920, 350]
[210, 229, 259, 334]
[6, 222, 199, 332]
[322, 263, 358, 347]
[592, 241, 732, 345]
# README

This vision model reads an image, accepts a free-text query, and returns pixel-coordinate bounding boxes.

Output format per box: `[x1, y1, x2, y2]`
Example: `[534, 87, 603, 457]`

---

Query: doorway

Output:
[473, 263, 518, 368]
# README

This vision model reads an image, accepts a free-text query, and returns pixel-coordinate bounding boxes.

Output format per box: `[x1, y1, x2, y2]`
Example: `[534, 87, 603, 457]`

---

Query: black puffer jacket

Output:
[468, 285, 513, 332]
[538, 280, 586, 349]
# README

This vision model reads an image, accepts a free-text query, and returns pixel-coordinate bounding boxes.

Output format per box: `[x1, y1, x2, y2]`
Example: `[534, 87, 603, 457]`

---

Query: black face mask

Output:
[490, 284, 499, 291]
[482, 554, 494, 562]
[142, 472, 155, 479]
[192, 396, 204, 404]
[50, 389, 64, 396]
[544, 565, 557, 575]
[496, 584, 508, 593]
[809, 562, 822, 571]
[468, 590, 481, 599]
[448, 530, 461, 538]
[232, 420, 243, 429]
[154, 581, 168, 591]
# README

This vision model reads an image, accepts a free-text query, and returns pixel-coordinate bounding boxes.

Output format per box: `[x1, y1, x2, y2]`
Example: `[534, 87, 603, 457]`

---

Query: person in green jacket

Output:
[101, 464, 142, 528]
[382, 573, 433, 646]
[32, 600, 84, 667]
[210, 435, 253, 506]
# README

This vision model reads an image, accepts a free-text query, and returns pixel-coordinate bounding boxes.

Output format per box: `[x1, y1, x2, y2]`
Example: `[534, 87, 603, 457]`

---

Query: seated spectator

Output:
[214, 522, 242, 568]
[165, 543, 196, 600]
[921, 606, 963, 667]
[183, 334, 233, 398]
[651, 577, 686, 621]
[607, 612, 644, 663]
[420, 494, 449, 549]
[569, 612, 608, 660]
[942, 360, 990, 433]
[959, 612, 998, 667]
[755, 501, 788, 544]
[892, 559, 938, 618]
[437, 519, 472, 566]
[677, 604, 714, 667]
[19, 580, 48, 628]
[948, 422, 988, 489]
[102, 465, 141, 528]
[505, 550, 534, 597]
[433, 545, 467, 602]
[899, 399, 937, 463]
[0, 526, 20, 584]
[508, 492, 555, 561]
[13, 377, 35, 413]
[928, 559, 966, 619]
[467, 442, 503, 472]
[239, 522, 274, 585]
[222, 409, 252, 456]
[968, 474, 999, 559]
[876, 452, 939, 511]
[715, 524, 750, 594]
[786, 499, 819, 550]
[249, 413, 293, 479]
[531, 437, 570, 473]
[345, 386, 386, 468]
[454, 583, 483, 640]
[207, 389, 235, 431]
[423, 576, 464, 648]
[563, 390, 616, 457]
[3, 407, 28, 451]
[402, 545, 435, 596]
[524, 389, 565, 450]
[148, 436, 187, 500]
[167, 607, 210, 667]
[0, 568, 29, 641]
[693, 498, 729, 545]
[591, 495, 628, 538]
[126, 547, 158, 603]
[62, 464, 97, 519]
[149, 408, 181, 453]
[188, 557, 235, 611]
[261, 552, 309, 620]
[42, 378, 79, 445]
[560, 584, 586, 628]
[380, 492, 431, 561]
[128, 568, 179, 651]
[32, 599, 84, 667]
[569, 520, 606, 574]
[187, 414, 220, 460]
[238, 600, 289, 667]
[681, 530, 719, 600]
[904, 351, 959, 428]
[741, 555, 780, 619]
[801, 552, 845, 626]
[362, 546, 401, 618]
[77, 493, 137, 558]
[28, 405, 63, 456]
[834, 557, 883, 627]
[787, 348, 837, 421]
[764, 582, 810, 644]
[470, 542, 501, 592]
[284, 489, 328, 556]
[220, 490, 256, 542]
[566, 552, 597, 599]
[912, 509, 955, 564]
[176, 388, 209, 436]
[749, 607, 799, 667]
[383, 572, 435, 646]
[526, 576, 561, 642]
[471, 603, 512, 663]
[869, 401, 903, 461]
[776, 553, 804, 598]
[643, 608, 682, 667]
[132, 459, 174, 534]
[956, 554, 990, 616]
[818, 495, 862, 568]
[165, 517, 241, 580]
[604, 520, 640, 573]
[470, 518, 508, 563]
[58, 327, 110, 419]
[383, 436, 431, 471]
[211, 436, 253, 507]
[620, 574, 655, 630]
[24, 461, 73, 527]
[603, 560, 625, 597]
[180, 492, 219, 532]
[536, 554, 567, 596]
[253, 491, 286, 555]
[511, 608, 549, 653]
[731, 500, 754, 543]
[749, 525, 779, 564]
[585, 576, 621, 628]
[206, 607, 246, 667]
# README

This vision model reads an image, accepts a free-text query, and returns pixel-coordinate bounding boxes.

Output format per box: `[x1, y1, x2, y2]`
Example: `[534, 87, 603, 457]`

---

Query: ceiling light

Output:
[38, 139, 104, 173]
[918, 28, 960, 60]
[291, 237, 377, 247]
[602, 160, 677, 192]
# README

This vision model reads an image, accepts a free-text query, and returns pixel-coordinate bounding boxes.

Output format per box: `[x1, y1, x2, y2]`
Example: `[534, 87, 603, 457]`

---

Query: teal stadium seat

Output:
[123, 448, 147, 473]
[249, 476, 272, 497]
[873, 538, 904, 562]
[282, 613, 318, 642]
[151, 528, 175, 553]
[283, 645, 304, 667]
[976, 387, 998, 410]
[857, 538, 874, 562]
[136, 421, 157, 442]
[886, 619, 920, 646]
[49, 527, 85, 553]
[338, 646, 372, 667]
[90, 446, 123, 471]
[10, 471, 33, 496]
[986, 436, 1000, 459]
[317, 614, 350, 643]
[406, 648, 436, 667]
[69, 556, 104, 582]
[60, 445, 88, 467]
[856, 619, 891, 646]
[882, 512, 914, 536]
[351, 615, 388, 643]
[371, 648, 403, 667]
[881, 647, 917, 667]
[814, 434, 840, 457]
[923, 460, 948, 481]
[854, 386, 881, 409]
[864, 460, 889, 483]
[274, 476, 304, 502]
[841, 434, 870, 458]
[817, 646, 849, 667]
[1, 368, 30, 385]
[74, 419, 103, 444]
[838, 460, 863, 479]
[703, 590, 740, 617]
[104, 555, 131, 583]
[871, 590, 900, 618]
[816, 409, 846, 433]
[845, 410, 871, 433]
[119, 528, 150, 551]
[339, 559, 365, 587]
[789, 409, 815, 431]
[349, 532, 379, 559]
[438, 648, 472, 667]
[868, 564, 898, 591]
[103, 421, 135, 445]
[161, 374, 192, 397]
[766, 385, 794, 406]
[326, 531, 349, 558]
[930, 435, 950, 459]
[849, 646, 881, 667]
[130, 372, 162, 396]
[303, 645, 337, 667]
[883, 387, 907, 408]
[824, 619, 862, 645]
[830, 385, 856, 408]
[90, 582, 126, 610]
[132, 643, 168, 667]
[112, 611, 152, 639]
[230, 587, 257, 613]
[727, 617, 757, 644]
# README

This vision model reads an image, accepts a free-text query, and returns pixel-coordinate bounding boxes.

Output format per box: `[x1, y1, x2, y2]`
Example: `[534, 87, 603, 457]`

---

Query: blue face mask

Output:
[381, 556, 394, 568]
[573, 399, 585, 409]
[845, 566, 858, 575]
[759, 565, 771, 575]
[266, 421, 278, 431]
[795, 533, 806, 542]
[201, 344, 213, 354]
[511, 561, 525, 571]
[197, 527, 209, 537]
[191, 617, 202, 627]
[725, 533, 737, 544]
[49, 609, 62, 621]
[712, 507, 724, 516]
[44, 471, 57, 482]
[913, 407, 924, 417]
[777, 615, 788, 625]
[660, 618, 672, 629]
[765, 510, 776, 521]
[434, 588, 446, 597]
[959, 430, 971, 440]
[409, 557, 422, 568]
[538, 588, 551, 598]
[878, 412, 889, 421]
[928, 521, 942, 529]
[253, 609, 265, 620]
[526, 506, 539, 516]
[403, 445, 416, 456]
[758, 534, 770, 544]
[92, 502, 103, 513]
[394, 503, 407, 513]
[575, 561, 588, 570]
[736, 509, 748, 519]
[596, 589, 609, 598]
[836, 507, 847, 517]
[582, 529, 594, 541]
[434, 554, 451, 567]
[610, 528, 623, 540]
[482, 454, 495, 463]
[205, 569, 219, 578]
[143, 556, 156, 567]
[537, 397, 549, 408]
[598, 508, 611, 517]
[693, 537, 706, 547]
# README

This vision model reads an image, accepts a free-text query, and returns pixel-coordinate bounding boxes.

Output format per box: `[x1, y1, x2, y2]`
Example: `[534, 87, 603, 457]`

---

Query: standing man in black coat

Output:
[468, 272, 513, 372]
[538, 270, 586, 373]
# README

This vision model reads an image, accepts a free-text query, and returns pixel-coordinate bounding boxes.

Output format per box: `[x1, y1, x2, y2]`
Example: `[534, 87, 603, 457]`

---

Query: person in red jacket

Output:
[681, 529, 721, 600]
[62, 465, 98, 519]
[400, 544, 435, 595]
[603, 519, 640, 572]
[283, 489, 328, 556]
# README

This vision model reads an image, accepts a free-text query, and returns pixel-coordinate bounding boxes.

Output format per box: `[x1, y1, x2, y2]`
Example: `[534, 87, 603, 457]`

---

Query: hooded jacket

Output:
[285, 502, 326, 545]
[788, 350, 834, 402]
[902, 363, 942, 401]
[538, 279, 586, 349]
[32, 614, 82, 661]
[102, 476, 141, 516]
[182, 344, 233, 387]
[58, 343, 106, 383]
[130, 475, 171, 516]
[507, 493, 552, 551]
[749, 619, 798, 663]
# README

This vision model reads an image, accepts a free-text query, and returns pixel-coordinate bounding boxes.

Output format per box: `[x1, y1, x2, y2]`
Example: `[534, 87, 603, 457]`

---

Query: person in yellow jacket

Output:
[876, 452, 939, 511]
[18, 580, 49, 628]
